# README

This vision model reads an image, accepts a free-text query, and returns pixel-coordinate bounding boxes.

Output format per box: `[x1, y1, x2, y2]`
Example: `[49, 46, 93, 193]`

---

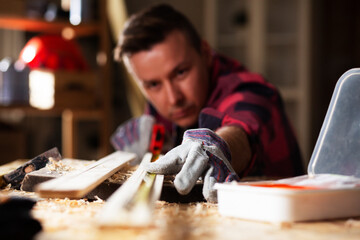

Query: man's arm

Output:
[216, 126, 252, 174]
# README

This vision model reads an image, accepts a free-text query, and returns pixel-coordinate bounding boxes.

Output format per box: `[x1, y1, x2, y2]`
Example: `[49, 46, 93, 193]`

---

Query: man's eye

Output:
[176, 68, 188, 78]
[144, 81, 160, 90]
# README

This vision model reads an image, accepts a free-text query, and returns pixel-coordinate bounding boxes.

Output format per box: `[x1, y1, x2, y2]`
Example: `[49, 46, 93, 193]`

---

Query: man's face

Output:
[124, 30, 210, 128]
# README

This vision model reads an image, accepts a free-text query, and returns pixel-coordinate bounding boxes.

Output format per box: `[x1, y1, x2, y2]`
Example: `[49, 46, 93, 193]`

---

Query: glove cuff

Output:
[183, 128, 232, 162]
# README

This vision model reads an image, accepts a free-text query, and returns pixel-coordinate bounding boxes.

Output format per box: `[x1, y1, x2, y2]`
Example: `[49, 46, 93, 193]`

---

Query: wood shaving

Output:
[153, 202, 219, 240]
[105, 164, 137, 184]
[107, 169, 134, 184]
[31, 197, 221, 240]
[46, 158, 95, 175]
[46, 158, 74, 173]
[0, 186, 38, 199]
[345, 219, 360, 228]
[33, 197, 104, 240]
[277, 221, 293, 229]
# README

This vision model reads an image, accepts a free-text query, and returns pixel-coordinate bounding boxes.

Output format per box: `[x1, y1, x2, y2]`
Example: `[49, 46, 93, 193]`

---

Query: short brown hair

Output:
[114, 4, 202, 61]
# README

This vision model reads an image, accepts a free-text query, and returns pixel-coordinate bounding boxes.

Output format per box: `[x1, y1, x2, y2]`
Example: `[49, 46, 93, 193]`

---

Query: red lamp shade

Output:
[19, 35, 89, 71]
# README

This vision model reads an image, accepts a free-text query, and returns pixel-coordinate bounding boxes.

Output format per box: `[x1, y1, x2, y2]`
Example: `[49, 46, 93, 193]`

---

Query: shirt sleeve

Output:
[199, 73, 303, 178]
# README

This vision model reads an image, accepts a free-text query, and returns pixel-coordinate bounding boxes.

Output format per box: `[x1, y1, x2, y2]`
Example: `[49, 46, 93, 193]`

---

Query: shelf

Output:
[0, 15, 100, 37]
[0, 1, 113, 160]
[0, 105, 104, 118]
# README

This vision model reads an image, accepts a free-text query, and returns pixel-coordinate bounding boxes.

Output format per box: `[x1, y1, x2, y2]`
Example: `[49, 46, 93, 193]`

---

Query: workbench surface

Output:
[1, 188, 360, 240]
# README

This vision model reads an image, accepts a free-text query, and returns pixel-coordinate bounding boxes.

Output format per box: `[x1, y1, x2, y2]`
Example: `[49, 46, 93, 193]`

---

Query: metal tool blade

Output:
[1, 147, 62, 189]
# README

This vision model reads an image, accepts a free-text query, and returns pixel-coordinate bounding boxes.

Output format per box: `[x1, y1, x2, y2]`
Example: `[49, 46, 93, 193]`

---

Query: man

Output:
[111, 4, 303, 202]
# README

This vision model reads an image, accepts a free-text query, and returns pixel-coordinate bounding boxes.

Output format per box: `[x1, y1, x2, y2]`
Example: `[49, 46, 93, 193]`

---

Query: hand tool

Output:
[0, 147, 61, 189]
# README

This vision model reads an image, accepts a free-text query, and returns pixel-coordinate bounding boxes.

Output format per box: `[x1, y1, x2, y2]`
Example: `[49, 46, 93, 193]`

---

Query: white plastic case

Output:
[215, 69, 360, 222]
[215, 174, 360, 222]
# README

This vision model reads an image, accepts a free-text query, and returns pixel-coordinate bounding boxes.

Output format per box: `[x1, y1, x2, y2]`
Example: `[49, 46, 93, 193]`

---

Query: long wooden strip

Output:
[35, 151, 136, 198]
[98, 153, 164, 227]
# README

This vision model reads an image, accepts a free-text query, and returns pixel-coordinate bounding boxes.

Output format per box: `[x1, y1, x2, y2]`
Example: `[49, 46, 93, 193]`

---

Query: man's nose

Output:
[165, 81, 183, 105]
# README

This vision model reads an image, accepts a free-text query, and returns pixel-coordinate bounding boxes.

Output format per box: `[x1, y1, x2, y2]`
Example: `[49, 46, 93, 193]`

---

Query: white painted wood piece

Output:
[35, 151, 136, 198]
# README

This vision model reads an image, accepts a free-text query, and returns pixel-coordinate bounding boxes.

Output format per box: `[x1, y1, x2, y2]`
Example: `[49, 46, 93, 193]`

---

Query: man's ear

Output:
[201, 40, 212, 67]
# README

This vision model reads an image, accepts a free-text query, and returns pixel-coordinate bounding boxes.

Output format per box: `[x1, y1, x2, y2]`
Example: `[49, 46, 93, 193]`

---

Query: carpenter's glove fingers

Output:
[203, 166, 217, 202]
[173, 142, 209, 195]
[142, 142, 190, 175]
[202, 148, 240, 202]
[143, 141, 209, 195]
[184, 129, 240, 203]
[110, 115, 155, 165]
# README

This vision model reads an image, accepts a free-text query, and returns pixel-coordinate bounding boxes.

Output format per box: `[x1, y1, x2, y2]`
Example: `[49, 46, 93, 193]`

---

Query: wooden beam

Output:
[62, 109, 76, 158]
[35, 151, 135, 198]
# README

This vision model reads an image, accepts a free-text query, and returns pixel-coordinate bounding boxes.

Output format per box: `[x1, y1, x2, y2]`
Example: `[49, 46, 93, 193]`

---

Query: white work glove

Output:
[143, 128, 239, 202]
[111, 115, 155, 165]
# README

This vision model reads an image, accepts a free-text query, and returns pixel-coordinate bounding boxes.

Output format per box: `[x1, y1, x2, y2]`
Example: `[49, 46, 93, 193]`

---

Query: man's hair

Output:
[114, 4, 202, 61]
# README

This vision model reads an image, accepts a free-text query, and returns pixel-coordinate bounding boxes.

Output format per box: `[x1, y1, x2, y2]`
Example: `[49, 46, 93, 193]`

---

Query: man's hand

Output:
[143, 128, 239, 202]
[111, 115, 155, 165]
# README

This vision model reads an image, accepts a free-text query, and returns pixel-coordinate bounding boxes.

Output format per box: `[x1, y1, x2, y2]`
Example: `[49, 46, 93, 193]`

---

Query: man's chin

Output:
[173, 116, 198, 128]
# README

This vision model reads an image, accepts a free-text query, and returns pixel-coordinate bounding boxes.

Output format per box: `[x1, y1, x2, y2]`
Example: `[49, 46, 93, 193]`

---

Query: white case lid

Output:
[308, 68, 360, 177]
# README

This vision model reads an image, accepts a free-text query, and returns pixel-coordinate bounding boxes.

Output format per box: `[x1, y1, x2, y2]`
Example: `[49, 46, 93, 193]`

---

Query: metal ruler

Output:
[98, 124, 165, 227]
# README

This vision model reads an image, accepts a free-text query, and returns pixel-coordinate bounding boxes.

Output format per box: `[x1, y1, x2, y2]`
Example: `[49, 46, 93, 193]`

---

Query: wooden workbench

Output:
[1, 188, 360, 240]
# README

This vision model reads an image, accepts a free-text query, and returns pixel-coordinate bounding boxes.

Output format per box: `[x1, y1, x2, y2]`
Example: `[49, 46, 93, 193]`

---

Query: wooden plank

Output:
[98, 153, 164, 227]
[21, 158, 95, 192]
[0, 16, 100, 37]
[35, 151, 135, 199]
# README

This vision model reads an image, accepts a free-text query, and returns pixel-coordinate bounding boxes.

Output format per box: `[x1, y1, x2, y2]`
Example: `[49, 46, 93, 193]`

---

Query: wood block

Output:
[35, 151, 135, 199]
[21, 165, 122, 200]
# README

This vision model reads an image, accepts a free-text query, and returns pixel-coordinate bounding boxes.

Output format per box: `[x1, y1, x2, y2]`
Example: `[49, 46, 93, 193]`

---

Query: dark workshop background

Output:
[0, 0, 359, 170]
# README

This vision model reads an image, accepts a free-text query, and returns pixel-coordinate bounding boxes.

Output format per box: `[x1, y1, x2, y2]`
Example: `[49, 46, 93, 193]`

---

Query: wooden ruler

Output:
[35, 151, 136, 199]
[98, 153, 164, 227]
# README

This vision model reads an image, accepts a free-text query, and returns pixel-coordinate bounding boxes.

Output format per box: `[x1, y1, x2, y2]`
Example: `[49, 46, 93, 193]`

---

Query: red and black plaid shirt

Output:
[146, 52, 304, 178]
